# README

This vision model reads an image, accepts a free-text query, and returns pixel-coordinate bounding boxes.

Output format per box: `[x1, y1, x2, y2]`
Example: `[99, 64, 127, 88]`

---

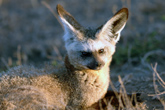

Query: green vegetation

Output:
[112, 31, 164, 66]
[161, 15, 165, 21]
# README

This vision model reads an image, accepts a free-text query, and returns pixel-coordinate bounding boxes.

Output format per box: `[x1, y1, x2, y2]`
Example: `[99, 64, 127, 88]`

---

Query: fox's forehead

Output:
[81, 39, 108, 51]
[83, 28, 98, 39]
[66, 28, 116, 52]
[69, 38, 115, 52]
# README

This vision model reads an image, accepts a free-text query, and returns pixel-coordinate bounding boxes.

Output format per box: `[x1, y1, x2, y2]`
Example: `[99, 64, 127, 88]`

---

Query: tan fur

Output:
[0, 57, 110, 110]
[0, 4, 128, 110]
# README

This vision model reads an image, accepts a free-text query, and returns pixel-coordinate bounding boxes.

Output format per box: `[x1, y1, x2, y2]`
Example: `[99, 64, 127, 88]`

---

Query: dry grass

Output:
[151, 63, 165, 109]
[105, 63, 165, 110]
[106, 76, 147, 110]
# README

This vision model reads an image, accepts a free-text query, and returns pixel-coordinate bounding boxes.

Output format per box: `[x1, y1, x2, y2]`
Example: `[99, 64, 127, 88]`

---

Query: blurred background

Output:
[0, 0, 165, 72]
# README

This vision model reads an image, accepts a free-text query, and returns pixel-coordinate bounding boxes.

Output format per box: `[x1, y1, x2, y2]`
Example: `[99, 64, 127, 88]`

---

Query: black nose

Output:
[87, 62, 104, 70]
[95, 62, 102, 67]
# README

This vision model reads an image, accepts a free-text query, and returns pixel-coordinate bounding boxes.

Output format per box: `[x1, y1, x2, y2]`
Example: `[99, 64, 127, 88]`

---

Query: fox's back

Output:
[0, 65, 68, 109]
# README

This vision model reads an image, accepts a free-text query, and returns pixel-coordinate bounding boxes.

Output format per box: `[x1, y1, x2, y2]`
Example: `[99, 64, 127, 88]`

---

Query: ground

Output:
[0, 0, 165, 109]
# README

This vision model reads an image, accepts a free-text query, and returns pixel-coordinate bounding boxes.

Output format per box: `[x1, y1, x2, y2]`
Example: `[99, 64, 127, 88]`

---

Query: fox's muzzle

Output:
[87, 58, 105, 70]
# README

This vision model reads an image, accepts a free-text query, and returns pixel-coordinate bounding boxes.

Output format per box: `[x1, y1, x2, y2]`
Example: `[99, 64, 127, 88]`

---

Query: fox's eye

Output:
[81, 51, 91, 57]
[98, 49, 104, 54]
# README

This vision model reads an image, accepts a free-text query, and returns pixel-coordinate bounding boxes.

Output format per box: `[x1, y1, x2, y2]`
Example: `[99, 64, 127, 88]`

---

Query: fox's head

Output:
[57, 4, 128, 70]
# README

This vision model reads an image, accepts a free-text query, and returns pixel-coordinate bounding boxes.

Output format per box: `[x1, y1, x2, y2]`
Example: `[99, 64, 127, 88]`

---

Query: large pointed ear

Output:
[56, 4, 84, 35]
[98, 8, 128, 43]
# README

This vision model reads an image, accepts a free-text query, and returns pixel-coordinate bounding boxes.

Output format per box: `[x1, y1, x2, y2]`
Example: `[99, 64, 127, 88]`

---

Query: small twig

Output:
[16, 45, 22, 65]
[157, 79, 165, 89]
[1, 57, 10, 69]
[152, 64, 160, 99]
[98, 100, 104, 110]
[141, 49, 165, 71]
[150, 63, 165, 109]
[8, 57, 12, 67]
[109, 77, 120, 106]
[107, 97, 115, 110]
[148, 91, 165, 97]
[41, 1, 64, 30]
[116, 74, 132, 87]
[109, 76, 118, 92]
[118, 76, 133, 108]
[53, 46, 63, 60]
[152, 63, 165, 86]
[143, 50, 165, 62]
[150, 64, 165, 97]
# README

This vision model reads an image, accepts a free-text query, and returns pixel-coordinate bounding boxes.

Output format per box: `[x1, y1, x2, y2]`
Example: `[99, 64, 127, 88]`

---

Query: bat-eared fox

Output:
[0, 4, 141, 110]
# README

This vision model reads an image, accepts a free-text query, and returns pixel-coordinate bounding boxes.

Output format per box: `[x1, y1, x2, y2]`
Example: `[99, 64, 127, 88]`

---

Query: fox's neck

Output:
[64, 55, 110, 88]
[64, 55, 110, 107]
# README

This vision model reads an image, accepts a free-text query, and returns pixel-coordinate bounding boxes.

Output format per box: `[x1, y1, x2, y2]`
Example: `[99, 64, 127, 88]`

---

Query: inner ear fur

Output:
[111, 8, 129, 34]
[56, 4, 84, 32]
[97, 8, 129, 43]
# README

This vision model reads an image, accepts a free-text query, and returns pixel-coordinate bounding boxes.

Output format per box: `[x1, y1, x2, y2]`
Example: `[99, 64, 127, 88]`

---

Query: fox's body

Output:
[0, 4, 128, 110]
